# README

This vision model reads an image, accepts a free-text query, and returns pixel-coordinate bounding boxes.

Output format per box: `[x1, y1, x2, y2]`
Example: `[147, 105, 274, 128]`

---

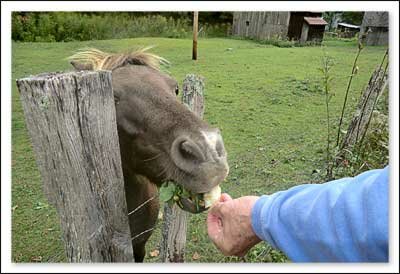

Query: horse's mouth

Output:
[165, 181, 221, 214]
[177, 195, 208, 214]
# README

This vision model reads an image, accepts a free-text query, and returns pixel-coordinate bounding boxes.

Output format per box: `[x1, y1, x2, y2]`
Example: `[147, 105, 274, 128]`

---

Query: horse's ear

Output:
[70, 60, 93, 71]
[114, 96, 141, 137]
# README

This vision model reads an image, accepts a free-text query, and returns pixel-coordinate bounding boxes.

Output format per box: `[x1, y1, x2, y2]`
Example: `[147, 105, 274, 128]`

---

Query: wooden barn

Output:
[359, 12, 388, 46]
[232, 12, 327, 43]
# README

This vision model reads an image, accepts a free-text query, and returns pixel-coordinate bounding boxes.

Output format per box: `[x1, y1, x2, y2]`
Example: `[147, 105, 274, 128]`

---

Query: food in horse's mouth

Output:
[203, 185, 222, 208]
[159, 182, 222, 213]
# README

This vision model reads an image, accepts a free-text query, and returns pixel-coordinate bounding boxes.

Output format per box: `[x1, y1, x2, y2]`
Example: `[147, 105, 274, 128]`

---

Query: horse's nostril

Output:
[201, 130, 226, 159]
[180, 140, 204, 162]
[171, 136, 206, 172]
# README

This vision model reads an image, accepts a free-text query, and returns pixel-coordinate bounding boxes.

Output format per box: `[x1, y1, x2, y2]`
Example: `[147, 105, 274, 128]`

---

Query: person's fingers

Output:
[207, 213, 222, 233]
[207, 211, 223, 243]
[208, 200, 225, 217]
[220, 193, 233, 202]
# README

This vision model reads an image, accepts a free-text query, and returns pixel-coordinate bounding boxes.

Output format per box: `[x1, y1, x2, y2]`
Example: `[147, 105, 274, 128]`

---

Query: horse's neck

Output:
[124, 172, 152, 186]
[124, 171, 158, 212]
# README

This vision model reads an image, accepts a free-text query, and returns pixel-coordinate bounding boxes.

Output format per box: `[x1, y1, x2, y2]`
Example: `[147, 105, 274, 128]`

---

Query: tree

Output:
[341, 12, 364, 25]
[323, 12, 340, 31]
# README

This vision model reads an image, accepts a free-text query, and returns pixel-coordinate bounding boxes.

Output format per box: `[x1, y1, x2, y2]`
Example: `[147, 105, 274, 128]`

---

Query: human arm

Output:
[251, 166, 389, 262]
[207, 166, 389, 262]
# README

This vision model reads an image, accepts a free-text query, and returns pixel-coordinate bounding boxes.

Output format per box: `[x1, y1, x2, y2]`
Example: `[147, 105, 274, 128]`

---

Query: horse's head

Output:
[69, 48, 229, 198]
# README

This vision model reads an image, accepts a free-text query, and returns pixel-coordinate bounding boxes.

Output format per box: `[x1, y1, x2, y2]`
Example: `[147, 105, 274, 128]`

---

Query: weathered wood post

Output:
[160, 74, 205, 262]
[192, 11, 199, 60]
[16, 71, 134, 262]
[337, 64, 388, 164]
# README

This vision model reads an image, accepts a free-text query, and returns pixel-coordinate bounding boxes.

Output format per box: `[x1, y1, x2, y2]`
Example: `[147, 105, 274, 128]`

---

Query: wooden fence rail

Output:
[16, 71, 134, 262]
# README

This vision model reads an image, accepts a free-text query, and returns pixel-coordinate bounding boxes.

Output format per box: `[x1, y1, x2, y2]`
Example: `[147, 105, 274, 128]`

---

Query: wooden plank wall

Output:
[359, 12, 389, 46]
[232, 12, 290, 40]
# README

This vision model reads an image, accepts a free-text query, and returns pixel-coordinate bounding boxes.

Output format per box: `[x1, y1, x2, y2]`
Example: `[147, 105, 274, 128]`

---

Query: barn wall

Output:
[360, 12, 389, 46]
[232, 12, 291, 40]
[364, 27, 389, 46]
[361, 11, 389, 27]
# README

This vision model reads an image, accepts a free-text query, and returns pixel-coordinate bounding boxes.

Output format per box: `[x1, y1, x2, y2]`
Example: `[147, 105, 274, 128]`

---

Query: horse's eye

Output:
[175, 86, 179, 95]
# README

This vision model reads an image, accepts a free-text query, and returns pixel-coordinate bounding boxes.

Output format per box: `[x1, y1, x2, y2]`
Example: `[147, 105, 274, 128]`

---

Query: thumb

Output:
[220, 193, 233, 202]
[209, 193, 232, 217]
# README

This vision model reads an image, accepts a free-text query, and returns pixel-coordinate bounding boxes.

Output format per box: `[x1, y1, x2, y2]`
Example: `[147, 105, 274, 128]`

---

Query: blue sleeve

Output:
[251, 166, 389, 262]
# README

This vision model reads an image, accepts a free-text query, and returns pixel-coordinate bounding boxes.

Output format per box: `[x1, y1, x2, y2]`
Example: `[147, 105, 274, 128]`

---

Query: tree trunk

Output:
[16, 71, 134, 262]
[160, 74, 205, 262]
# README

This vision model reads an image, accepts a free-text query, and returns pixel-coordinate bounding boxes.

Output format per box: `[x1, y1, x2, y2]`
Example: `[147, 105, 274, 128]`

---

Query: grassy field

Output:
[11, 37, 387, 263]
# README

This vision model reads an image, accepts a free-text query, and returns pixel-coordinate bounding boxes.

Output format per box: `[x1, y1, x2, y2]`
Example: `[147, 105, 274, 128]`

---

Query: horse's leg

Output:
[124, 175, 160, 263]
[132, 242, 146, 262]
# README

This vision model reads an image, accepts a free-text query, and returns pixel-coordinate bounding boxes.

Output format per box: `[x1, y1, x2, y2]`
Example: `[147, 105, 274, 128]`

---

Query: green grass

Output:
[11, 37, 387, 263]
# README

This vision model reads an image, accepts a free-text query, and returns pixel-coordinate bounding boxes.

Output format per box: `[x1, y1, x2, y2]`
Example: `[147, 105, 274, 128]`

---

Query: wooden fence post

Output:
[16, 71, 134, 262]
[337, 64, 388, 164]
[192, 12, 199, 60]
[160, 74, 205, 262]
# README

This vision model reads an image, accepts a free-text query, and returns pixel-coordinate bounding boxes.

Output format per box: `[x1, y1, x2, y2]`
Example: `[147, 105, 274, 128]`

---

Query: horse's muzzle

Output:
[176, 196, 208, 214]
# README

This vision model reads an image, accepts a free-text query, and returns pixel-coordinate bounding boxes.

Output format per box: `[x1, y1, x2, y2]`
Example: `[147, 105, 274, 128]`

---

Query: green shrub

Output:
[199, 22, 231, 38]
[12, 12, 231, 42]
[334, 109, 388, 178]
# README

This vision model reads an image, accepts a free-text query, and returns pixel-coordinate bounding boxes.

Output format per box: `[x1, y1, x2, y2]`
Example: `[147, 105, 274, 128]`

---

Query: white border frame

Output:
[1, 1, 399, 273]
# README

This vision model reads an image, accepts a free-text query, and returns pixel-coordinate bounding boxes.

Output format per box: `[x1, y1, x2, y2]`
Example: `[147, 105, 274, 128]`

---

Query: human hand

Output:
[206, 193, 261, 257]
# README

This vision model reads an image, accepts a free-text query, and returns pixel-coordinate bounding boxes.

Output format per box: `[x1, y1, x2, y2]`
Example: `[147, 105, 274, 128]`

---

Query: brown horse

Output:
[69, 48, 229, 262]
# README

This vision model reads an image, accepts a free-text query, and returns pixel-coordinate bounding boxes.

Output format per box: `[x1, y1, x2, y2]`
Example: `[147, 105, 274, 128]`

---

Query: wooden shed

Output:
[232, 12, 325, 42]
[337, 22, 360, 38]
[287, 12, 324, 40]
[300, 17, 328, 43]
[359, 12, 388, 46]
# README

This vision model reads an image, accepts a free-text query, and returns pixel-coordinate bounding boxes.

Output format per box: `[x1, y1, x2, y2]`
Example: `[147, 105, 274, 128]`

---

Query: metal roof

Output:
[338, 22, 360, 29]
[304, 17, 328, 26]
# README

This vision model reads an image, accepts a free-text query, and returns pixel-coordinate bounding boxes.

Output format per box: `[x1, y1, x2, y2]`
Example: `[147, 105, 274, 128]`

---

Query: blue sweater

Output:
[251, 166, 389, 262]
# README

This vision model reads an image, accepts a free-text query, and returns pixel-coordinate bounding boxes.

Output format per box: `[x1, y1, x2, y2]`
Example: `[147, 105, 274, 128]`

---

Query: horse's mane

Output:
[68, 46, 169, 71]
